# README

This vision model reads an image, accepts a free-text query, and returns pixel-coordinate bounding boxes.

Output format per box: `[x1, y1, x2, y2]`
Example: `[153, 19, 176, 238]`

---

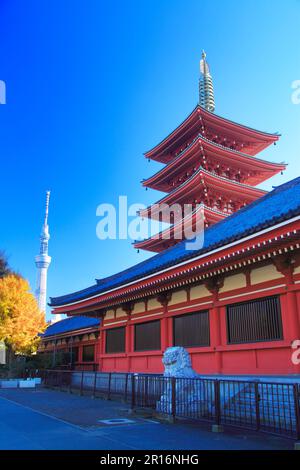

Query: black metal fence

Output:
[41, 369, 300, 440]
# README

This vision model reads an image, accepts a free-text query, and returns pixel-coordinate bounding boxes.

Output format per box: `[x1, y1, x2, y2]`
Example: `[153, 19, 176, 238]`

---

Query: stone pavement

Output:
[0, 388, 294, 450]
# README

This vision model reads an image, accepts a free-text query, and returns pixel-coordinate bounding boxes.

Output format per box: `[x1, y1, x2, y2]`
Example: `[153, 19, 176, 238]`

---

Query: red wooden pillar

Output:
[95, 332, 102, 371]
[99, 327, 106, 370]
[280, 290, 300, 357]
[123, 303, 134, 372]
[157, 293, 172, 353]
[286, 290, 300, 340]
[161, 315, 169, 352]
[274, 259, 300, 341]
[210, 305, 222, 374]
[284, 290, 300, 373]
[125, 320, 132, 371]
[125, 321, 132, 352]
[205, 278, 224, 374]
[167, 316, 173, 347]
[78, 343, 83, 363]
[220, 305, 227, 346]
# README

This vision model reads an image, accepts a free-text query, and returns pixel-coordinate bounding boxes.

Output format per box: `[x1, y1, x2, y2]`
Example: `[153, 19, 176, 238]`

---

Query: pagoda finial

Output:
[199, 50, 215, 113]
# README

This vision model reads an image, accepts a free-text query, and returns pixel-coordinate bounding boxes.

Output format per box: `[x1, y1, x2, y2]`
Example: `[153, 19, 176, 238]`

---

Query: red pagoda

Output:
[134, 52, 285, 253]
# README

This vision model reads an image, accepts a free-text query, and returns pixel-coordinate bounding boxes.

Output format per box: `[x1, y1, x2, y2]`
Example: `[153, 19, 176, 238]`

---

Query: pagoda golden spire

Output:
[199, 50, 215, 113]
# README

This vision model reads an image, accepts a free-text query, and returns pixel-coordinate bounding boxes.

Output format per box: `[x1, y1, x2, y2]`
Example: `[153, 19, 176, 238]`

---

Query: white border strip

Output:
[220, 284, 286, 302]
[130, 312, 163, 322]
[104, 320, 127, 327]
[169, 301, 212, 313]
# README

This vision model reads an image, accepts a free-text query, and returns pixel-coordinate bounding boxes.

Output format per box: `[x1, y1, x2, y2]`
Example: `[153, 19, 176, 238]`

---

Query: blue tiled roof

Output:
[50, 176, 300, 307]
[43, 316, 100, 337]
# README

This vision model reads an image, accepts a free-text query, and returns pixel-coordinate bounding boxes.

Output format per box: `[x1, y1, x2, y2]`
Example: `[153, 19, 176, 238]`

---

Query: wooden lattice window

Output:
[173, 311, 210, 348]
[226, 296, 283, 344]
[105, 327, 126, 353]
[134, 320, 161, 352]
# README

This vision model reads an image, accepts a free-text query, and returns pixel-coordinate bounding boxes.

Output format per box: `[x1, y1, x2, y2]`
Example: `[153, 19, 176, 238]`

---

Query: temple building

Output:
[39, 316, 100, 370]
[48, 53, 300, 376]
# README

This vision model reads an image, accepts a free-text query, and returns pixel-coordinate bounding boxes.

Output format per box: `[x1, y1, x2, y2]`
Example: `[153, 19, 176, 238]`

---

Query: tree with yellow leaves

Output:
[0, 274, 46, 359]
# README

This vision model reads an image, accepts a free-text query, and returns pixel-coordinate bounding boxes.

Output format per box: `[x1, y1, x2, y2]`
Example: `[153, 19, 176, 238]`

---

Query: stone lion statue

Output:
[157, 347, 209, 415]
[156, 347, 241, 417]
[162, 347, 198, 379]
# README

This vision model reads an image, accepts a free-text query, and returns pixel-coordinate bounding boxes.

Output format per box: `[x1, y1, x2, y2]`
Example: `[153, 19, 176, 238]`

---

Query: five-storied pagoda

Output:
[50, 52, 300, 376]
[135, 52, 285, 252]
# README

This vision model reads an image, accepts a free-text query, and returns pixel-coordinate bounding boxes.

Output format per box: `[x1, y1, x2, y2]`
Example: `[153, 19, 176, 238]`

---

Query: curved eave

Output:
[134, 205, 227, 253]
[145, 105, 199, 161]
[143, 135, 286, 191]
[139, 168, 267, 220]
[145, 105, 279, 162]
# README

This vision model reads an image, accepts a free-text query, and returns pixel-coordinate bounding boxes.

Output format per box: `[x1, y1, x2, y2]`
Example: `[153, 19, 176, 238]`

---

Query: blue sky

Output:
[0, 0, 299, 319]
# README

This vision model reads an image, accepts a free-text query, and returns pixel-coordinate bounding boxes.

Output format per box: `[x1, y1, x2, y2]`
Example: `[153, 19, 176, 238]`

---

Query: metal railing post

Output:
[171, 377, 176, 420]
[80, 370, 84, 396]
[68, 370, 72, 394]
[131, 374, 136, 410]
[214, 379, 221, 426]
[124, 373, 129, 402]
[93, 371, 97, 399]
[293, 384, 300, 441]
[254, 382, 261, 431]
[145, 376, 149, 408]
[107, 372, 112, 400]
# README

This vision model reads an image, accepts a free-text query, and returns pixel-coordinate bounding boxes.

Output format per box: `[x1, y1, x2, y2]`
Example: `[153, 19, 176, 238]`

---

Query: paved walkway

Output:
[0, 388, 293, 450]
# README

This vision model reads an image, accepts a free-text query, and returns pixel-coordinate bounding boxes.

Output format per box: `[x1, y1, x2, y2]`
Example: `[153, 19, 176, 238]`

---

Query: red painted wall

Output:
[98, 277, 300, 376]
